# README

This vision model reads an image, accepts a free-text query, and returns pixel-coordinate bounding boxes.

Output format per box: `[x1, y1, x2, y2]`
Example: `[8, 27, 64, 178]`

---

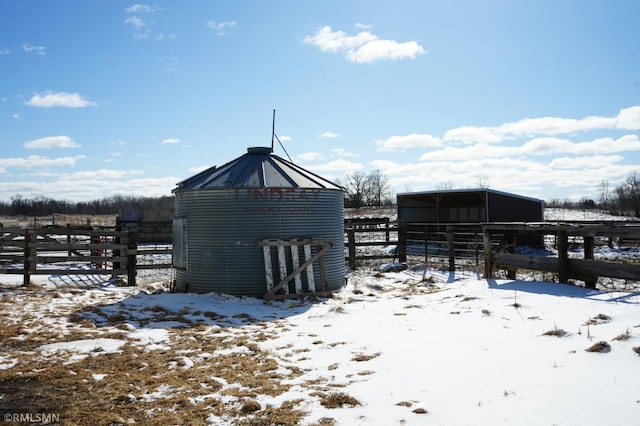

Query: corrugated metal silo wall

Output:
[173, 187, 344, 297]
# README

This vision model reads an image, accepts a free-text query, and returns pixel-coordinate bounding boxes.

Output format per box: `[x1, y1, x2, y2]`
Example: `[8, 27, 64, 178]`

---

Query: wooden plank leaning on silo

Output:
[262, 245, 274, 293]
[259, 238, 334, 300]
[277, 244, 289, 294]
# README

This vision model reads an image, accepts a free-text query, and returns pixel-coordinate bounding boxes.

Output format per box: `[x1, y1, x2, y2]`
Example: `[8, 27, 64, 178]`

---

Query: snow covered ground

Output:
[0, 208, 639, 425]
[1, 267, 639, 425]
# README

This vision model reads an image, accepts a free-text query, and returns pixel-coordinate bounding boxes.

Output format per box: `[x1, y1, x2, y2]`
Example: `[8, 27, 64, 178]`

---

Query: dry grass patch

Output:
[234, 399, 308, 426]
[542, 326, 568, 337]
[0, 321, 306, 425]
[612, 331, 632, 341]
[584, 313, 611, 326]
[317, 392, 361, 408]
[585, 341, 611, 353]
[351, 352, 381, 362]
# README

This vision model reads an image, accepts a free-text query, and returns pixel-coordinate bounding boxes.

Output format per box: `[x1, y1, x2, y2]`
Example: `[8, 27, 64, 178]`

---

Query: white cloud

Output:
[206, 20, 238, 36]
[354, 23, 373, 30]
[161, 138, 180, 145]
[125, 4, 156, 13]
[278, 135, 292, 142]
[304, 26, 426, 64]
[307, 159, 363, 173]
[331, 148, 359, 158]
[0, 48, 10, 55]
[520, 137, 575, 155]
[442, 108, 637, 144]
[69, 169, 142, 180]
[24, 136, 81, 149]
[320, 131, 339, 138]
[0, 155, 85, 169]
[443, 126, 503, 144]
[189, 165, 212, 174]
[418, 143, 518, 162]
[124, 5, 162, 40]
[347, 39, 426, 63]
[296, 152, 324, 161]
[418, 134, 640, 163]
[124, 16, 146, 30]
[617, 106, 640, 130]
[549, 155, 624, 169]
[26, 91, 94, 108]
[376, 133, 442, 151]
[21, 43, 46, 56]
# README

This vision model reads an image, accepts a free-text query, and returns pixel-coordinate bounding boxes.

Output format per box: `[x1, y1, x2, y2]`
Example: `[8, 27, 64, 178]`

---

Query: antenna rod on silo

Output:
[271, 109, 276, 152]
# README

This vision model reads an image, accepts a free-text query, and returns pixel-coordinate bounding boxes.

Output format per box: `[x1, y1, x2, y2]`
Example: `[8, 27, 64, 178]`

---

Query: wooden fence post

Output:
[23, 229, 34, 286]
[347, 227, 356, 270]
[113, 219, 121, 279]
[584, 236, 597, 289]
[66, 224, 72, 258]
[126, 230, 138, 286]
[483, 229, 493, 279]
[423, 225, 429, 268]
[446, 225, 455, 272]
[384, 217, 390, 243]
[557, 230, 569, 283]
[398, 221, 407, 263]
[507, 233, 516, 279]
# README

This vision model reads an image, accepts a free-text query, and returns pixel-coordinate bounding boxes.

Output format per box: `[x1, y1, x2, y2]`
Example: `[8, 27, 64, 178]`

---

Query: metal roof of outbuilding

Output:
[397, 188, 544, 204]
[174, 147, 343, 191]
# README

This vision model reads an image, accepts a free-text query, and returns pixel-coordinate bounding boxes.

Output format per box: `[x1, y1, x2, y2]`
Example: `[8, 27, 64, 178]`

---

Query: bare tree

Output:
[624, 171, 640, 217]
[597, 179, 610, 208]
[436, 181, 453, 190]
[366, 169, 391, 207]
[343, 171, 369, 208]
[476, 175, 490, 189]
[614, 171, 640, 217]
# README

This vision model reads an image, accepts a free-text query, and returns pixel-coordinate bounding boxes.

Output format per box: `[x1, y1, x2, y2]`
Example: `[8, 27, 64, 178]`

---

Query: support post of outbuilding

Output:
[483, 229, 493, 279]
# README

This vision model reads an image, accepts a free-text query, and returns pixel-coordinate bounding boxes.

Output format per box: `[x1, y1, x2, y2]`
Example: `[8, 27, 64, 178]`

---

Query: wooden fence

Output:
[345, 218, 640, 290]
[0, 225, 172, 286]
[483, 221, 640, 288]
[344, 219, 484, 271]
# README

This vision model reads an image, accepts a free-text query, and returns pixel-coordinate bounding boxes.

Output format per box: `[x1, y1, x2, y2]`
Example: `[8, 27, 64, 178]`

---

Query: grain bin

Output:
[172, 147, 345, 297]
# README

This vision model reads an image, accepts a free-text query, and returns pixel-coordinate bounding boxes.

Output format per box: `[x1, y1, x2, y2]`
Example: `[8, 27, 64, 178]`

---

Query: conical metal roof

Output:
[174, 147, 343, 191]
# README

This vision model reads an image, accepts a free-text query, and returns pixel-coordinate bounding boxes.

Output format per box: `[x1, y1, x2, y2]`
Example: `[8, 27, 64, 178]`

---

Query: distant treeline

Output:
[546, 171, 640, 218]
[3, 170, 640, 221]
[0, 194, 175, 222]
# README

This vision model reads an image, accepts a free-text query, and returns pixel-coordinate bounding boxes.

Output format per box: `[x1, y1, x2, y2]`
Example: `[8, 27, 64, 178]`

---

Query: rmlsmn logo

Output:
[3, 412, 61, 423]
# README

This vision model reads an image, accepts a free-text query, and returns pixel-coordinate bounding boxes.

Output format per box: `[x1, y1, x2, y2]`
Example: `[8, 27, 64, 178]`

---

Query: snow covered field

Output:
[1, 269, 639, 425]
[0, 208, 639, 425]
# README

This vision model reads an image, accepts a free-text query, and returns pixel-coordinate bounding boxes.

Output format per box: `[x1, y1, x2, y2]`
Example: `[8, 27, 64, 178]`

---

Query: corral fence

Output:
[345, 218, 640, 290]
[483, 221, 640, 289]
[344, 218, 485, 271]
[0, 224, 172, 287]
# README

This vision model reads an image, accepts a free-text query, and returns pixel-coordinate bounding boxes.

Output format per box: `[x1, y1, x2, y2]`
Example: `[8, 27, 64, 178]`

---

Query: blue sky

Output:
[1, 0, 639, 203]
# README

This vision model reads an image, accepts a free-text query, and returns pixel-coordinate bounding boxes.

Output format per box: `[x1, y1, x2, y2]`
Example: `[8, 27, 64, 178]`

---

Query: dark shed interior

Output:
[397, 189, 545, 247]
